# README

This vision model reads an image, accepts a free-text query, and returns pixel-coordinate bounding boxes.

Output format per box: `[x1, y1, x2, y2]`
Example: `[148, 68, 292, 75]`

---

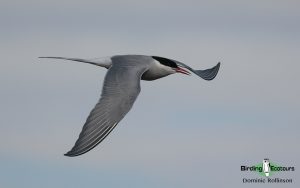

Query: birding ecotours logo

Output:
[241, 158, 295, 177]
[241, 158, 295, 184]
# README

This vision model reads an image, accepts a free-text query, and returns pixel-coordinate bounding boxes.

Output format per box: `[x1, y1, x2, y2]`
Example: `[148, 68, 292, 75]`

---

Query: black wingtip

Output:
[64, 151, 72, 157]
[64, 151, 78, 157]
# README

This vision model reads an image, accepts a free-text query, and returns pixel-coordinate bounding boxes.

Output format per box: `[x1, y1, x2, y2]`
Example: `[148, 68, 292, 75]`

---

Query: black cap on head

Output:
[152, 56, 178, 68]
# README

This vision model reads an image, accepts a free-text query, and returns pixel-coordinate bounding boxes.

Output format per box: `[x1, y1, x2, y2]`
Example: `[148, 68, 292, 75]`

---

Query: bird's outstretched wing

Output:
[65, 58, 150, 157]
[176, 61, 220, 81]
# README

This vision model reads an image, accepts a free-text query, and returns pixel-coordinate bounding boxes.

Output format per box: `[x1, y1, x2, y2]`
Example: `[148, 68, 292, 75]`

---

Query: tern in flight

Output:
[39, 55, 220, 157]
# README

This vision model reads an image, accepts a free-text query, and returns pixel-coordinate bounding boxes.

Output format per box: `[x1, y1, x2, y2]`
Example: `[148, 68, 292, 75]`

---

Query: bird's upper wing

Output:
[65, 58, 151, 157]
[176, 61, 220, 81]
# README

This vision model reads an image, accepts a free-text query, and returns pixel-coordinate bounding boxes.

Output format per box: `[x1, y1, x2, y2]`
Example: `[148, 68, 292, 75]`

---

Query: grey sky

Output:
[1, 0, 299, 187]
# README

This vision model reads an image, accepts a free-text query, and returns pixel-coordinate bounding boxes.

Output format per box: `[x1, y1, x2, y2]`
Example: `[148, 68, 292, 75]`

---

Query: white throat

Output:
[141, 60, 175, 81]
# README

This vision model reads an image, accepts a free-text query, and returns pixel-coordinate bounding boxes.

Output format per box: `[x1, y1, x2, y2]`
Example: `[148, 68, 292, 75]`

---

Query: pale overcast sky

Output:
[1, 0, 299, 187]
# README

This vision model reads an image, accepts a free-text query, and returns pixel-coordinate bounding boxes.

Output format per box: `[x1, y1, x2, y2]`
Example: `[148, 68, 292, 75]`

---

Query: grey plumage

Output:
[39, 55, 220, 157]
[64, 56, 151, 156]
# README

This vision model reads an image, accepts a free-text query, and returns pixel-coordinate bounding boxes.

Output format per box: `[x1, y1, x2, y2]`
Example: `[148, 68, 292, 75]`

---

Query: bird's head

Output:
[152, 56, 191, 75]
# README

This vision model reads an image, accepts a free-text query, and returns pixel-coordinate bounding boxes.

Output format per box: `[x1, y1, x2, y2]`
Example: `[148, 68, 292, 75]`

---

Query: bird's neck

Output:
[141, 61, 175, 81]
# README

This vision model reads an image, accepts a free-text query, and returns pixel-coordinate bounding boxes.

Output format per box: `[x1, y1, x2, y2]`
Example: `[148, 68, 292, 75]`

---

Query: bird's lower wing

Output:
[65, 61, 150, 157]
